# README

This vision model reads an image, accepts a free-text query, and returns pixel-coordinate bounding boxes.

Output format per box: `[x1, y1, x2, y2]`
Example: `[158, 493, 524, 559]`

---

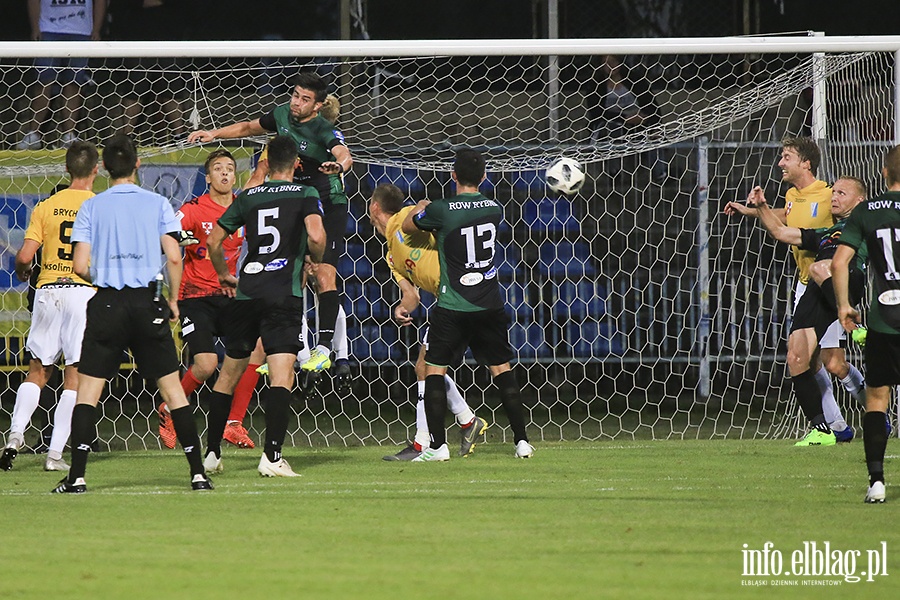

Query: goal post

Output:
[0, 36, 898, 450]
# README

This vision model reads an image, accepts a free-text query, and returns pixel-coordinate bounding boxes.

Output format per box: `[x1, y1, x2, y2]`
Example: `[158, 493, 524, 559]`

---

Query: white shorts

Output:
[794, 280, 844, 349]
[26, 286, 95, 366]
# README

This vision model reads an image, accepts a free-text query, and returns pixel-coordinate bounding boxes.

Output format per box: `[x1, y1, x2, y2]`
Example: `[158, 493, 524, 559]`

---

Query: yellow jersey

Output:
[784, 179, 833, 283]
[24, 188, 94, 288]
[384, 206, 440, 295]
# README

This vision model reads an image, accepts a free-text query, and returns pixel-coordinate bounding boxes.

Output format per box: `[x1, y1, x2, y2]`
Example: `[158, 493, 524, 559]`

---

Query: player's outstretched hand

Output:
[188, 130, 216, 144]
[319, 161, 344, 175]
[723, 200, 754, 217]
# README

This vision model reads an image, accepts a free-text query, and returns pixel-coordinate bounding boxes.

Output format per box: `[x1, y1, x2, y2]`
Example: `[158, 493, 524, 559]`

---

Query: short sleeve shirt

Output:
[71, 183, 180, 289]
[412, 193, 505, 312]
[258, 107, 348, 207]
[840, 191, 900, 334]
[24, 188, 94, 287]
[784, 180, 833, 283]
[218, 180, 322, 300]
[384, 206, 440, 295]
[176, 193, 244, 300]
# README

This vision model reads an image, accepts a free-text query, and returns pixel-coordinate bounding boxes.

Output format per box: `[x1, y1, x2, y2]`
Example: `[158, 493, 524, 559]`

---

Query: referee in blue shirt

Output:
[52, 134, 211, 493]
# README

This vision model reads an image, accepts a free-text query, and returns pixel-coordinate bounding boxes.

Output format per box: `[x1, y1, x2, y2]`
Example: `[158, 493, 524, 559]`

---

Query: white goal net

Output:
[0, 38, 897, 450]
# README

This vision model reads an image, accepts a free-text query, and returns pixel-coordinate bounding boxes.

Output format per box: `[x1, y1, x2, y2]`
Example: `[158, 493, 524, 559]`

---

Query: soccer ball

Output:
[545, 157, 586, 195]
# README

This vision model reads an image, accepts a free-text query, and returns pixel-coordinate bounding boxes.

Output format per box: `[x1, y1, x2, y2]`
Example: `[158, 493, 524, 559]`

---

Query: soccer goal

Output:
[0, 36, 898, 450]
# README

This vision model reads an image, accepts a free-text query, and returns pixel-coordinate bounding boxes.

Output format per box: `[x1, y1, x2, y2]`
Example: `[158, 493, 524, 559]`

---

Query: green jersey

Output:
[840, 191, 900, 334]
[218, 180, 322, 300]
[412, 192, 504, 312]
[259, 106, 348, 206]
[799, 219, 868, 269]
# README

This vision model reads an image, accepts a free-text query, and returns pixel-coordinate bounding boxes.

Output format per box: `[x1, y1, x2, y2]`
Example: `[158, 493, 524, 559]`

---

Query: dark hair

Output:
[204, 149, 235, 174]
[885, 145, 900, 187]
[267, 135, 298, 173]
[65, 140, 99, 179]
[371, 183, 405, 214]
[102, 134, 138, 179]
[291, 71, 327, 103]
[453, 148, 486, 187]
[782, 137, 821, 176]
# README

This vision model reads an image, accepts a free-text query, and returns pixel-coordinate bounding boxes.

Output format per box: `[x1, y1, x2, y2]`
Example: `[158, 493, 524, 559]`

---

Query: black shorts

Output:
[864, 330, 900, 388]
[424, 306, 514, 367]
[322, 202, 349, 268]
[791, 271, 865, 339]
[78, 287, 180, 381]
[179, 295, 234, 357]
[225, 296, 305, 359]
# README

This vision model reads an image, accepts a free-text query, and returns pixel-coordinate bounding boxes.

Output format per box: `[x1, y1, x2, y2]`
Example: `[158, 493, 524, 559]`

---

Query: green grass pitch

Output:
[1, 439, 897, 599]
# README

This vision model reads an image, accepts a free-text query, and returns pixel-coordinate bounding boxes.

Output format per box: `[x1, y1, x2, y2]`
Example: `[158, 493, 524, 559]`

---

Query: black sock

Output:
[494, 370, 529, 443]
[68, 404, 97, 482]
[206, 391, 233, 458]
[424, 374, 447, 448]
[819, 278, 838, 312]
[791, 369, 829, 429]
[316, 290, 340, 349]
[863, 411, 888, 485]
[263, 386, 292, 463]
[169, 405, 204, 477]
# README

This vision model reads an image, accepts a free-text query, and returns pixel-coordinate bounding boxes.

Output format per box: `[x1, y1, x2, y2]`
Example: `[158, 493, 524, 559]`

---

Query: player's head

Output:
[266, 135, 299, 174]
[831, 176, 866, 219]
[65, 140, 99, 179]
[204, 149, 236, 195]
[452, 148, 486, 188]
[289, 72, 327, 121]
[320, 94, 341, 125]
[884, 145, 900, 188]
[368, 183, 405, 236]
[779, 137, 820, 183]
[102, 134, 138, 179]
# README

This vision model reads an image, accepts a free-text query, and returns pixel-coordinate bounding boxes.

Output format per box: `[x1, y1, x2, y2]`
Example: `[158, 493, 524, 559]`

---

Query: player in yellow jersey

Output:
[725, 137, 865, 443]
[368, 183, 488, 460]
[1, 142, 98, 472]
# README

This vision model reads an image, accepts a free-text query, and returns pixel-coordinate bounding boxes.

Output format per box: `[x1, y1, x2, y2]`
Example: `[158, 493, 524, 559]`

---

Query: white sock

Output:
[49, 389, 77, 455]
[815, 367, 847, 431]
[445, 375, 474, 425]
[297, 317, 311, 363]
[334, 306, 349, 361]
[840, 364, 865, 404]
[414, 388, 429, 449]
[10, 381, 42, 435]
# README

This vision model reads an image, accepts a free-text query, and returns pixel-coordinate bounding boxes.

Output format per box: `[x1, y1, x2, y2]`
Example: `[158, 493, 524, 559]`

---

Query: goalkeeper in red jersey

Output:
[157, 149, 264, 450]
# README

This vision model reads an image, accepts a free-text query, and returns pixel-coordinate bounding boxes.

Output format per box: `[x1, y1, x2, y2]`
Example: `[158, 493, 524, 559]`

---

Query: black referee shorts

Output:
[424, 306, 514, 368]
[79, 287, 180, 381]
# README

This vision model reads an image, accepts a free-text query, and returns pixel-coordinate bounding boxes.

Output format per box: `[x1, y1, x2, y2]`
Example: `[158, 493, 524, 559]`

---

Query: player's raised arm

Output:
[401, 199, 431, 235]
[188, 119, 267, 144]
[750, 194, 802, 245]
